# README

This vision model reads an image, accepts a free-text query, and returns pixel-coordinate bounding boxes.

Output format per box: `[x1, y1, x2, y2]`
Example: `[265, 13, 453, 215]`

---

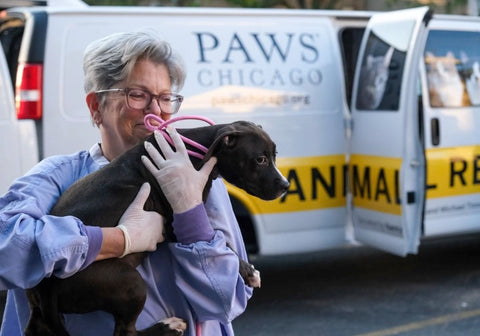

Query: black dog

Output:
[25, 121, 290, 336]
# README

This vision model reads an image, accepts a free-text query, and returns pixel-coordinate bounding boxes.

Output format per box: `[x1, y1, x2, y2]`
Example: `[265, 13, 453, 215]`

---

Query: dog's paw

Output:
[239, 259, 262, 288]
[247, 268, 261, 288]
[159, 317, 187, 335]
[140, 317, 186, 335]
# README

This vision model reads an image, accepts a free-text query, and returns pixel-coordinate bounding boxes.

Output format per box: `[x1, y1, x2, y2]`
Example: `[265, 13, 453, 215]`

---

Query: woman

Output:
[0, 30, 253, 336]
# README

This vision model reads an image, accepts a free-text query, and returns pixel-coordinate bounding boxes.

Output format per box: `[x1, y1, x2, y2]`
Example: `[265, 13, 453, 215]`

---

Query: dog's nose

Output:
[278, 178, 290, 194]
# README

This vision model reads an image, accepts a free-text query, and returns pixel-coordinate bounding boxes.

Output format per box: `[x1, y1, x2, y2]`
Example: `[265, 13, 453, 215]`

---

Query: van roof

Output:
[9, 5, 375, 20]
[1, 0, 86, 10]
[1, 0, 46, 8]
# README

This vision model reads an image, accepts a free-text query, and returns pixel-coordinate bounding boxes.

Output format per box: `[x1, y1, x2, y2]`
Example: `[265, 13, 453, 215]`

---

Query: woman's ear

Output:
[86, 92, 101, 126]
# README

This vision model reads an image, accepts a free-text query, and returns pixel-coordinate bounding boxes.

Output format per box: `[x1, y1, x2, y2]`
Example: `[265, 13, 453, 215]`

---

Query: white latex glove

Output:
[117, 182, 165, 258]
[141, 127, 217, 214]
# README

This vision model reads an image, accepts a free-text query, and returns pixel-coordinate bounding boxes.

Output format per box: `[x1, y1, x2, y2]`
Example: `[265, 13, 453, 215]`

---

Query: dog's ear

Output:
[200, 125, 240, 164]
[203, 131, 239, 158]
[222, 134, 237, 148]
[201, 121, 260, 165]
[200, 133, 233, 180]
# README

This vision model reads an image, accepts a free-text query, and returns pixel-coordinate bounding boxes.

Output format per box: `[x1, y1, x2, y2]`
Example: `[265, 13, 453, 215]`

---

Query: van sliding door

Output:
[421, 20, 480, 238]
[350, 7, 432, 256]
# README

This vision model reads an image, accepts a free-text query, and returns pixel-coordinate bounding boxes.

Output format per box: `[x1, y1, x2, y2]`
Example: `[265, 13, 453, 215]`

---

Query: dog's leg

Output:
[137, 317, 186, 336]
[26, 281, 70, 336]
[225, 243, 261, 288]
[51, 258, 184, 336]
[24, 304, 65, 336]
[58, 259, 147, 336]
[239, 259, 261, 288]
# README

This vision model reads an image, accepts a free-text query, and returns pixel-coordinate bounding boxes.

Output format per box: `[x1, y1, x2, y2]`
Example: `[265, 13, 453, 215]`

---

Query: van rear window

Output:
[0, 18, 24, 86]
[424, 30, 480, 108]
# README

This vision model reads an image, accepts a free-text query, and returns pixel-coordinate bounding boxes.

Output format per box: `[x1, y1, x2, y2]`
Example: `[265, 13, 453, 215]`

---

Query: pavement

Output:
[233, 234, 480, 335]
[2, 234, 480, 335]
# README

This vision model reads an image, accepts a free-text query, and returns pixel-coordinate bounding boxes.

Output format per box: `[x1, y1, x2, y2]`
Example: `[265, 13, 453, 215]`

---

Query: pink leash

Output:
[144, 114, 214, 336]
[144, 114, 215, 160]
[196, 323, 202, 336]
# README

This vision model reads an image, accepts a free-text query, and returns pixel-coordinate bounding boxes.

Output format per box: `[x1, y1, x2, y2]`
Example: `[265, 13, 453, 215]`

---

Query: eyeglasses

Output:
[95, 88, 184, 114]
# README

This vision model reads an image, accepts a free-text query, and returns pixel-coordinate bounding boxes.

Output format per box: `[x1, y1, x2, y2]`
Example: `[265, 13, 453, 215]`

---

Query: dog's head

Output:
[205, 121, 289, 200]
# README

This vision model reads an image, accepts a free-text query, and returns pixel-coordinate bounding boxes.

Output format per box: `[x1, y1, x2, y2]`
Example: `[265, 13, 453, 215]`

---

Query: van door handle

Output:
[410, 160, 420, 167]
[431, 118, 440, 146]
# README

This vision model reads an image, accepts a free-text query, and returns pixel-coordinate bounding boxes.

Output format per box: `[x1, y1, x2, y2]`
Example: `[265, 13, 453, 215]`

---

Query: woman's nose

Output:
[144, 99, 171, 121]
[161, 112, 172, 121]
[144, 98, 162, 116]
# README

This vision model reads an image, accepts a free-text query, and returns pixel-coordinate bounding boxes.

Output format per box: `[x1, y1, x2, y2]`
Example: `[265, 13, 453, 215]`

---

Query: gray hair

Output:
[83, 30, 186, 106]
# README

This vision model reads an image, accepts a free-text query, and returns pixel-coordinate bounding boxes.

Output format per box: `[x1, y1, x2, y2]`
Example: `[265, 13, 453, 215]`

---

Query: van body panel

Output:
[42, 10, 349, 154]
[0, 46, 37, 194]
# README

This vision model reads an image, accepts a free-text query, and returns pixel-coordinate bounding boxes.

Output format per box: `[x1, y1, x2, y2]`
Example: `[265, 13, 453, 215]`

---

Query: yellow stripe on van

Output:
[225, 146, 480, 216]
[426, 145, 480, 198]
[349, 154, 402, 215]
[225, 155, 347, 215]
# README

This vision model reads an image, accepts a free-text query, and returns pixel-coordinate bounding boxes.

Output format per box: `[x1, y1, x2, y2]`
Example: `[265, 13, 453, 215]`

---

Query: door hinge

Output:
[407, 191, 416, 204]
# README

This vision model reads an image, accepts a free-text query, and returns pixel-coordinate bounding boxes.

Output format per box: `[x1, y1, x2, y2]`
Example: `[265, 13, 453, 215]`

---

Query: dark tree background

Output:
[83, 0, 469, 13]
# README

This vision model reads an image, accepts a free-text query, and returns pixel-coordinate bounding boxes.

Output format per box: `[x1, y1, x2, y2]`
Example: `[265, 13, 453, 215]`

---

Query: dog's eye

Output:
[256, 156, 269, 166]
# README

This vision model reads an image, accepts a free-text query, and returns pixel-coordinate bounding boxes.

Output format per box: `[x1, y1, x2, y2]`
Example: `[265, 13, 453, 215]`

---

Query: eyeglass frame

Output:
[95, 88, 184, 114]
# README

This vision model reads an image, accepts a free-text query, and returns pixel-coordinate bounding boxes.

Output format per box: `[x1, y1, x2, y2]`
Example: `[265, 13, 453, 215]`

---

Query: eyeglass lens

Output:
[126, 89, 181, 113]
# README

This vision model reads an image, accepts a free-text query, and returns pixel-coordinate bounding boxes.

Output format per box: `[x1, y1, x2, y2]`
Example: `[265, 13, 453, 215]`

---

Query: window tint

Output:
[0, 18, 24, 86]
[424, 30, 480, 108]
[355, 32, 407, 111]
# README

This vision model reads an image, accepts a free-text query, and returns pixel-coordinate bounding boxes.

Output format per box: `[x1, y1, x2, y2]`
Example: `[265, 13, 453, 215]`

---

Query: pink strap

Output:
[144, 114, 215, 159]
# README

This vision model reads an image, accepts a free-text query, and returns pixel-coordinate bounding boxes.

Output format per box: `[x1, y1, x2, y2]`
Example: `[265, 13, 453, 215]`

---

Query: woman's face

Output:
[96, 59, 173, 161]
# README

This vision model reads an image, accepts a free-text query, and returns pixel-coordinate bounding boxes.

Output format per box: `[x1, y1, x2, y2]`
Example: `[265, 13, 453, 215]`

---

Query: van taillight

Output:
[15, 63, 43, 120]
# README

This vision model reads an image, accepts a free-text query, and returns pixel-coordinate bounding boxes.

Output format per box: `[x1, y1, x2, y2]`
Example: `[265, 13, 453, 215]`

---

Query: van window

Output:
[355, 25, 409, 111]
[424, 30, 480, 108]
[0, 17, 24, 85]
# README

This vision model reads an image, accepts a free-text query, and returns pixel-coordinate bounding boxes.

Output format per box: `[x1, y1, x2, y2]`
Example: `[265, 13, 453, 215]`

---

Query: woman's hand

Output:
[97, 183, 165, 260]
[142, 127, 217, 214]
[117, 182, 165, 257]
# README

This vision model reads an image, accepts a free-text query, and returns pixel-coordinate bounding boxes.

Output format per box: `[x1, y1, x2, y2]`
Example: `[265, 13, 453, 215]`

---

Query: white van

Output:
[0, 38, 37, 193]
[0, 3, 479, 258]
